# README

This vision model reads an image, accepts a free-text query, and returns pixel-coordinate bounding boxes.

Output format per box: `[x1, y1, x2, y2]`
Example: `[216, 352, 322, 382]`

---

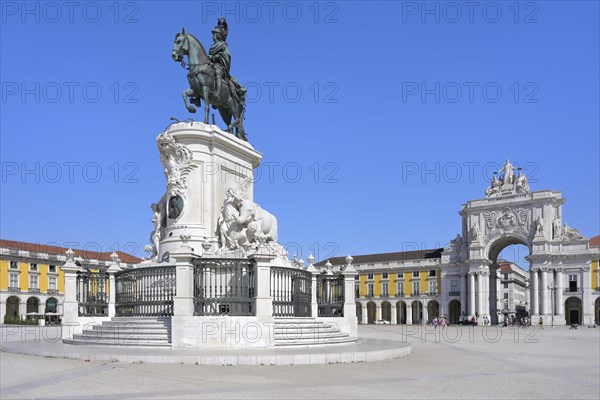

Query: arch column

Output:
[476, 271, 483, 318]
[582, 265, 593, 325]
[391, 302, 397, 324]
[461, 273, 467, 315]
[375, 303, 382, 321]
[360, 303, 368, 325]
[468, 272, 476, 316]
[530, 268, 539, 316]
[422, 299, 429, 324]
[18, 300, 26, 318]
[406, 302, 413, 325]
[482, 267, 490, 318]
[555, 268, 564, 320]
[540, 267, 549, 315]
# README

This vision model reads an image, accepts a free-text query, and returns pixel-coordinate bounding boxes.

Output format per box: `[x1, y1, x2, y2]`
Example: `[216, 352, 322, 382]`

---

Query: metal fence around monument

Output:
[115, 266, 175, 317]
[193, 258, 255, 316]
[270, 267, 312, 317]
[76, 270, 109, 316]
[317, 274, 345, 317]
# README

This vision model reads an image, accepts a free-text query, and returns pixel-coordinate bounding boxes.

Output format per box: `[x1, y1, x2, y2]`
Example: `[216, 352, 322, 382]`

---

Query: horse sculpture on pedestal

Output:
[171, 28, 247, 141]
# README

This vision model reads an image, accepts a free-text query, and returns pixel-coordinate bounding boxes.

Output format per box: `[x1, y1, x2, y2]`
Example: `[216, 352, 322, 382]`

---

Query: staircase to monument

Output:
[64, 317, 172, 347]
[273, 318, 357, 347]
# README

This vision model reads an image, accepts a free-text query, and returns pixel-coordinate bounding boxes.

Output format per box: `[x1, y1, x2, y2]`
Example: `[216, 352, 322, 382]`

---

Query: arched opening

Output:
[412, 301, 423, 324]
[367, 301, 376, 324]
[449, 300, 461, 324]
[356, 303, 362, 323]
[46, 297, 58, 313]
[6, 296, 20, 319]
[396, 301, 407, 324]
[595, 297, 600, 325]
[26, 297, 40, 318]
[565, 297, 582, 325]
[428, 300, 440, 320]
[487, 237, 531, 325]
[381, 301, 391, 322]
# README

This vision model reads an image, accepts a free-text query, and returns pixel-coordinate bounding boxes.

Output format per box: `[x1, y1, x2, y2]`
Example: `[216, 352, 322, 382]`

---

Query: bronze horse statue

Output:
[171, 28, 247, 141]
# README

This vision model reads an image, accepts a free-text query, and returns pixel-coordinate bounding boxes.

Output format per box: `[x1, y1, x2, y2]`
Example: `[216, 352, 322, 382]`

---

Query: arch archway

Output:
[46, 297, 58, 314]
[485, 236, 531, 325]
[381, 301, 391, 322]
[595, 297, 600, 325]
[449, 300, 461, 324]
[565, 297, 582, 325]
[396, 301, 407, 324]
[366, 301, 376, 324]
[6, 296, 19, 319]
[412, 301, 423, 324]
[26, 297, 40, 317]
[428, 300, 439, 320]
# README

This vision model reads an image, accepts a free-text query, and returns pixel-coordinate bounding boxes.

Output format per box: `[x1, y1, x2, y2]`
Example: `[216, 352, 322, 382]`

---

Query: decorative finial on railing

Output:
[325, 260, 333, 275]
[65, 248, 75, 262]
[298, 258, 305, 269]
[306, 254, 316, 272]
[343, 254, 355, 272]
[110, 251, 121, 264]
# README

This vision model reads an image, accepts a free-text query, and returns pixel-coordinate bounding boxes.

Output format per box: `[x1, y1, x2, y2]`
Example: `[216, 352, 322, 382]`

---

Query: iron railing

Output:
[317, 274, 344, 317]
[271, 267, 312, 317]
[193, 258, 255, 316]
[449, 290, 461, 296]
[115, 266, 175, 317]
[76, 270, 108, 316]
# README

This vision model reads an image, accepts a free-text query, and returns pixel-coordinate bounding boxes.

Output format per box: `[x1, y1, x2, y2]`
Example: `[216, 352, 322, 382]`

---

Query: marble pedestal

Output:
[155, 122, 261, 260]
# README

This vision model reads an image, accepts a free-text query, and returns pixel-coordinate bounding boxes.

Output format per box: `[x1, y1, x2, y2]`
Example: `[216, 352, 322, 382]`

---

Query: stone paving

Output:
[1, 324, 599, 399]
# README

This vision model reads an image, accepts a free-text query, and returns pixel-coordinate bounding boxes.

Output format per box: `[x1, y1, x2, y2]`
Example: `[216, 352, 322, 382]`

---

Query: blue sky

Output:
[1, 1, 598, 265]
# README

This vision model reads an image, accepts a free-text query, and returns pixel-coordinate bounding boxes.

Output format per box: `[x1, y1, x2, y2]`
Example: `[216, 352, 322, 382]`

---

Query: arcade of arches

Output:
[345, 164, 599, 326]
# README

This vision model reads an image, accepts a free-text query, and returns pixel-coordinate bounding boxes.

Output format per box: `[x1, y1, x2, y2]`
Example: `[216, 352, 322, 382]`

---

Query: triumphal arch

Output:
[441, 160, 596, 325]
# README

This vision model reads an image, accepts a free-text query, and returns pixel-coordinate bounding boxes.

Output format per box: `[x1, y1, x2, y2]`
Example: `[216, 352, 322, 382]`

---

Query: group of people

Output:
[430, 317, 450, 328]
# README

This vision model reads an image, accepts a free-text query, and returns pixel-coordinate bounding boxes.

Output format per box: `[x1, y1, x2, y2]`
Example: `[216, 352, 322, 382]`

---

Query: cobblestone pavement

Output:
[1, 324, 599, 399]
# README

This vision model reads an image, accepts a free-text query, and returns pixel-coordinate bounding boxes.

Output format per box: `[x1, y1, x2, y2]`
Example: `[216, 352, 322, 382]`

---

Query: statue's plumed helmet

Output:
[211, 17, 228, 41]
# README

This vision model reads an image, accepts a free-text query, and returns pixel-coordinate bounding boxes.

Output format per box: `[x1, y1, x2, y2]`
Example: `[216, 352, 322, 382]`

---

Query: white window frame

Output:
[382, 282, 389, 297]
[29, 263, 38, 271]
[397, 282, 404, 294]
[412, 281, 420, 295]
[9, 261, 18, 269]
[450, 279, 458, 292]
[428, 280, 437, 294]
[29, 274, 39, 289]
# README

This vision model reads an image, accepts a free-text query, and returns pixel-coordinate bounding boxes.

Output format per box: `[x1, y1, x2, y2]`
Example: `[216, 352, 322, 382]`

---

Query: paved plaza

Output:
[1, 324, 599, 399]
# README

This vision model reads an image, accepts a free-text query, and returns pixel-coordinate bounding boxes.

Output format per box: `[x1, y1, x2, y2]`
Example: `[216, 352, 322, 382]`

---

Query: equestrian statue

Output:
[171, 18, 248, 141]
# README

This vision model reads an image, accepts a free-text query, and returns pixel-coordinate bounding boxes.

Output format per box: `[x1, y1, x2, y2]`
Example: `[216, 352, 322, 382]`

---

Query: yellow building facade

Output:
[0, 239, 141, 324]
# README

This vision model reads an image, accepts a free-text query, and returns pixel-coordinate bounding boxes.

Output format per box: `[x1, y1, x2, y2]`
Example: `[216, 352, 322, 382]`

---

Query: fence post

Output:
[253, 250, 275, 318]
[61, 249, 82, 340]
[170, 244, 196, 317]
[342, 255, 358, 336]
[307, 255, 318, 318]
[107, 252, 121, 318]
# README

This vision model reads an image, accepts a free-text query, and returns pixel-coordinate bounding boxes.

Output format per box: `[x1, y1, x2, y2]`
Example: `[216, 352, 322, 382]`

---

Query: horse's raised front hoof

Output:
[186, 107, 196, 113]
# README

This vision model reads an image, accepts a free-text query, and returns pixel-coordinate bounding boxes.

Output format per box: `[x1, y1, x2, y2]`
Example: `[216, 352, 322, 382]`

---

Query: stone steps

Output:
[64, 317, 172, 347]
[273, 318, 357, 347]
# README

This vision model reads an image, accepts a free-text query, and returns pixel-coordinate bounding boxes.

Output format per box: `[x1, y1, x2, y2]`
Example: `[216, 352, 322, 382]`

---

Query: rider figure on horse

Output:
[209, 17, 246, 107]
